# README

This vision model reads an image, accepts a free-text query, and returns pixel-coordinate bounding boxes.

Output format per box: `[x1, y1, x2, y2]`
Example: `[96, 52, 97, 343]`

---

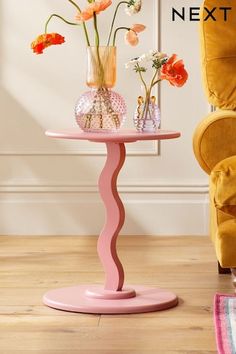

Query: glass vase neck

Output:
[86, 46, 117, 89]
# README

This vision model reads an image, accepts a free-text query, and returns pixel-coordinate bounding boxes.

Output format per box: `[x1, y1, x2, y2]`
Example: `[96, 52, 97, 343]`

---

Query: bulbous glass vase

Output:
[75, 46, 127, 133]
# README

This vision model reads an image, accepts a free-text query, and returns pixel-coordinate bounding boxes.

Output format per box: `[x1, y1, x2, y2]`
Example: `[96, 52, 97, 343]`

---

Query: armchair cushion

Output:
[211, 156, 236, 217]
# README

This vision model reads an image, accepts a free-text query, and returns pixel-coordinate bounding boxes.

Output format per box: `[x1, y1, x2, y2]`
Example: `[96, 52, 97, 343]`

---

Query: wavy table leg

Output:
[43, 142, 178, 314]
[97, 142, 125, 291]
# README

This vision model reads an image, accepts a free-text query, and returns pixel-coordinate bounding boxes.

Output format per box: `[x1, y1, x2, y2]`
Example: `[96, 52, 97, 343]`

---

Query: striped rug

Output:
[214, 294, 236, 354]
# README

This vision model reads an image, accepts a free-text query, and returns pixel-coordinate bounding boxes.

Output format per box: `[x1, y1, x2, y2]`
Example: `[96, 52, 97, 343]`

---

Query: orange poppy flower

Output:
[76, 0, 112, 22]
[161, 54, 188, 87]
[98, 0, 112, 12]
[31, 33, 65, 54]
[125, 24, 146, 46]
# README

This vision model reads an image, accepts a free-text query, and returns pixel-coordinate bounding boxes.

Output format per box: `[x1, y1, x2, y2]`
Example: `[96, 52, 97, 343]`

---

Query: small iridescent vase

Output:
[75, 46, 127, 133]
[134, 96, 161, 133]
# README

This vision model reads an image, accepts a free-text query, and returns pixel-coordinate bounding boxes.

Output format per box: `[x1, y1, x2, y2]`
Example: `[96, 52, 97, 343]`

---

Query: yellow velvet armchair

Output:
[193, 0, 236, 284]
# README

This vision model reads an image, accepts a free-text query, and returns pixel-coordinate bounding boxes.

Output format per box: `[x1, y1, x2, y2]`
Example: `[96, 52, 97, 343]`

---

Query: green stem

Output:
[151, 79, 162, 87]
[150, 69, 158, 87]
[68, 0, 82, 12]
[112, 26, 130, 46]
[107, 1, 129, 46]
[150, 67, 161, 90]
[68, 0, 91, 46]
[135, 65, 152, 120]
[45, 14, 79, 33]
[136, 63, 148, 95]
[142, 89, 151, 119]
[93, 14, 105, 87]
[93, 13, 100, 46]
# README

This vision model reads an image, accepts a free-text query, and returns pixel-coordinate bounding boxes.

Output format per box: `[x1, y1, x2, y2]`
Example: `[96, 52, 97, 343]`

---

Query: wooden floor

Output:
[0, 235, 233, 354]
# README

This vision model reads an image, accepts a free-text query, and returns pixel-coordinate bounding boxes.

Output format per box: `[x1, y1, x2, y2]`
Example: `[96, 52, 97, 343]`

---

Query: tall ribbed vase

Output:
[75, 46, 127, 133]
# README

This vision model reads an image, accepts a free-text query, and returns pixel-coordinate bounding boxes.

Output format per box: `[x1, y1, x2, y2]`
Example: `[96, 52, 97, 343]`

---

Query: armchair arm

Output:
[193, 110, 236, 174]
[211, 155, 236, 217]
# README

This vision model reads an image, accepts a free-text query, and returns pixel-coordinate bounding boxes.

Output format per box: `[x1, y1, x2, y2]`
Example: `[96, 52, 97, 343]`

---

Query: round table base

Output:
[43, 285, 178, 314]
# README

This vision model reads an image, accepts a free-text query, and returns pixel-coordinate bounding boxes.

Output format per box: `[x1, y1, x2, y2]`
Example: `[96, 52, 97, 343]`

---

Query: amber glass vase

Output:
[75, 46, 126, 133]
[87, 46, 116, 89]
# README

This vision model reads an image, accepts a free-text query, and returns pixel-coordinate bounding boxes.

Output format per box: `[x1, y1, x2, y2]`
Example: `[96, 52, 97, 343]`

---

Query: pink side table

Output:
[44, 129, 181, 314]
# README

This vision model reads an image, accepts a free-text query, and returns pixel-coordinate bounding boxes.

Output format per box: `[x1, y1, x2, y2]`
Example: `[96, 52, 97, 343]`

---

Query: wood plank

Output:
[0, 315, 99, 329]
[0, 274, 221, 291]
[0, 272, 231, 289]
[0, 329, 216, 351]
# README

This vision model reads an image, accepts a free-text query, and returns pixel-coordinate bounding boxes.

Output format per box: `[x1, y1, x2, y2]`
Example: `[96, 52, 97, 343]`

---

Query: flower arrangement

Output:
[30, 2, 188, 133]
[126, 50, 188, 96]
[31, 0, 146, 55]
[31, 0, 147, 133]
[126, 50, 188, 131]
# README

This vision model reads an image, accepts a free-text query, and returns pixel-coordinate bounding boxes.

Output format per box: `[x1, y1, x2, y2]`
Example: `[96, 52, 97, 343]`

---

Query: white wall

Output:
[0, 0, 209, 236]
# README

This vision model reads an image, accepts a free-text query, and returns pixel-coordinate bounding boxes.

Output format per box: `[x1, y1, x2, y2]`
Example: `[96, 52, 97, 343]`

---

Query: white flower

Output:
[148, 50, 167, 61]
[130, 51, 168, 65]
[125, 57, 140, 68]
[125, 0, 142, 16]
[138, 53, 149, 62]
[126, 50, 169, 70]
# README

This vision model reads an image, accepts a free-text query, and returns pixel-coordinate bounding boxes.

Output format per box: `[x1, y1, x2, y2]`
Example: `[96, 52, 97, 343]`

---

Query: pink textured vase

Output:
[75, 46, 127, 133]
[134, 95, 161, 133]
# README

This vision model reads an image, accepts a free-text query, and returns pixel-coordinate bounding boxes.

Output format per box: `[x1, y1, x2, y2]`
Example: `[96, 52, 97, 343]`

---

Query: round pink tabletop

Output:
[45, 129, 181, 143]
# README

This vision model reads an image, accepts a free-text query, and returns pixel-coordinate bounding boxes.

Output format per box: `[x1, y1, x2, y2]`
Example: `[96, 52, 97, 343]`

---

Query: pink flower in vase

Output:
[125, 24, 146, 46]
[76, 0, 112, 22]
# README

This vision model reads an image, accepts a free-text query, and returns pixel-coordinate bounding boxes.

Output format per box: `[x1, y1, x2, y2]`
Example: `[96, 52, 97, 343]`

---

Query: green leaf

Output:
[152, 57, 168, 70]
[134, 65, 147, 73]
[127, 0, 135, 7]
